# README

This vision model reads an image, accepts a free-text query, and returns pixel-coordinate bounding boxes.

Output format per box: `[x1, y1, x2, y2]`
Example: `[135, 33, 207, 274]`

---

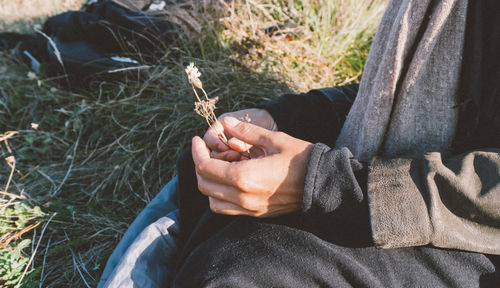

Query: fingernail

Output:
[224, 117, 240, 128]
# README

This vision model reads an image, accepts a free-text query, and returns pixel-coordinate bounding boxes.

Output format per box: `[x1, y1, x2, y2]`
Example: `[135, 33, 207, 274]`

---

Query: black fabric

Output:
[302, 145, 365, 214]
[0, 33, 49, 72]
[176, 148, 208, 244]
[301, 144, 371, 247]
[257, 84, 358, 147]
[0, 33, 35, 50]
[173, 216, 499, 287]
[454, 0, 500, 153]
[46, 37, 137, 74]
[43, 1, 178, 60]
[0, 1, 180, 88]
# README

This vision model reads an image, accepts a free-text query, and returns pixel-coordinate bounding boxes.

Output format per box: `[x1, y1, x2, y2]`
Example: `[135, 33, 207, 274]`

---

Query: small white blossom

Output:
[31, 123, 39, 130]
[185, 62, 203, 88]
[5, 156, 15, 166]
[27, 71, 37, 79]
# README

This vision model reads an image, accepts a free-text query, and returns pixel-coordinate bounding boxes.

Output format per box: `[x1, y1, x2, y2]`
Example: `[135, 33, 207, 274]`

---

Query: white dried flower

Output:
[185, 62, 203, 88]
[27, 71, 37, 79]
[185, 62, 229, 145]
[5, 156, 15, 166]
[194, 97, 219, 119]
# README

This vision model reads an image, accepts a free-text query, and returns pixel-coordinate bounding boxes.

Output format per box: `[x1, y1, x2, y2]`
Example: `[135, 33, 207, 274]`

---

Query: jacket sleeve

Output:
[302, 144, 500, 255]
[368, 148, 500, 255]
[301, 143, 373, 247]
[256, 84, 358, 147]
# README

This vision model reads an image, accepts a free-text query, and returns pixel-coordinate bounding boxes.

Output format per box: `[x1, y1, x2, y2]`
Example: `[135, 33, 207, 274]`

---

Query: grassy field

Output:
[0, 0, 386, 286]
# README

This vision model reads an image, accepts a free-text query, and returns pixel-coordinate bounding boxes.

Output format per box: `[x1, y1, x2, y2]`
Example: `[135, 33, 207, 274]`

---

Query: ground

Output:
[0, 0, 386, 286]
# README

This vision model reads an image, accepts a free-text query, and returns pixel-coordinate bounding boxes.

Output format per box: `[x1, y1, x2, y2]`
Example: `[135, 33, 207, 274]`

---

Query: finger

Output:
[193, 136, 237, 185]
[208, 197, 258, 216]
[227, 137, 253, 153]
[203, 121, 230, 152]
[196, 174, 242, 204]
[210, 197, 300, 218]
[197, 174, 268, 211]
[196, 169, 272, 211]
[191, 136, 212, 165]
[210, 149, 242, 162]
[223, 117, 274, 148]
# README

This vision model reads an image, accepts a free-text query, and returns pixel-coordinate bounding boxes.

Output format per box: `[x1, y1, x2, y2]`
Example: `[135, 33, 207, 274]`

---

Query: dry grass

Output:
[0, 0, 386, 286]
[223, 0, 387, 91]
[0, 0, 85, 32]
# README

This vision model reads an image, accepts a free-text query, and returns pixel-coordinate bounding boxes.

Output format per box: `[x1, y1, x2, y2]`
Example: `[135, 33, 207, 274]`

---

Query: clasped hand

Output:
[191, 109, 312, 217]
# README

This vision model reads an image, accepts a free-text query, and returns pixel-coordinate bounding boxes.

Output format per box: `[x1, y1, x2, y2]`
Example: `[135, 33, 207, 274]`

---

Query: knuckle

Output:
[254, 212, 265, 218]
[228, 168, 244, 189]
[237, 122, 253, 135]
[258, 134, 270, 146]
[233, 174, 249, 191]
[196, 178, 207, 194]
[258, 130, 276, 147]
[272, 131, 286, 145]
[275, 131, 286, 139]
[250, 208, 266, 218]
[196, 161, 207, 175]
[208, 198, 220, 213]
[238, 196, 254, 211]
[195, 165, 202, 175]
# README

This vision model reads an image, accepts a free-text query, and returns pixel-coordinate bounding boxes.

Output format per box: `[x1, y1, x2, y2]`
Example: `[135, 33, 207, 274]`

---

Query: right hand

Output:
[193, 117, 312, 217]
[203, 108, 277, 161]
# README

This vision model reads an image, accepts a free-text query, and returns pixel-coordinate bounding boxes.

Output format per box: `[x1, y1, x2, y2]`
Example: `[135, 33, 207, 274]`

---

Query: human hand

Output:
[203, 108, 277, 161]
[192, 117, 312, 217]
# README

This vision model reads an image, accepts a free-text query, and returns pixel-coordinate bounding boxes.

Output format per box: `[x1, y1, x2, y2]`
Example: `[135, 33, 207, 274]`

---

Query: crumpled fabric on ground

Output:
[98, 177, 180, 287]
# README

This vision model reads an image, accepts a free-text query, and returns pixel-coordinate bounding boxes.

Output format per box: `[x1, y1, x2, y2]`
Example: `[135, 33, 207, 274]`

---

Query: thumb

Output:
[191, 136, 211, 166]
[223, 117, 274, 149]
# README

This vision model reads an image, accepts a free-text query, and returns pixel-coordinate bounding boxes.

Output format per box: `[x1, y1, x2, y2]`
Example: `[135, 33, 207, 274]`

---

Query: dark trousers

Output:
[172, 211, 499, 287]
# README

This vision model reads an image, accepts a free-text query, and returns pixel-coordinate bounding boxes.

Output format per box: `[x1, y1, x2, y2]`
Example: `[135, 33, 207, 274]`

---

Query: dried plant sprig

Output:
[185, 63, 228, 144]
[194, 97, 219, 128]
[185, 62, 202, 89]
[238, 113, 252, 157]
[240, 113, 252, 123]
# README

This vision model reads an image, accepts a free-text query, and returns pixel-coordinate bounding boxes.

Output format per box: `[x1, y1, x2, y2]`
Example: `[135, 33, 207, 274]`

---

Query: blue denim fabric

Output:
[98, 176, 180, 287]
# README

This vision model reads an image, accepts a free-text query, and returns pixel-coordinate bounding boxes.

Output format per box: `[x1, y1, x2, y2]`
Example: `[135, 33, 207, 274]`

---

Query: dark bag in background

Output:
[0, 0, 180, 88]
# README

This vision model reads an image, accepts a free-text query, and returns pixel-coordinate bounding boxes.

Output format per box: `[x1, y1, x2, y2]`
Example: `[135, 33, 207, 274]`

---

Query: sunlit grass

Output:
[0, 0, 85, 32]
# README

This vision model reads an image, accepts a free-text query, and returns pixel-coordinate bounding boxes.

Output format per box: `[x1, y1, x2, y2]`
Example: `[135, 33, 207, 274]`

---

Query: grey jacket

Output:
[302, 145, 500, 255]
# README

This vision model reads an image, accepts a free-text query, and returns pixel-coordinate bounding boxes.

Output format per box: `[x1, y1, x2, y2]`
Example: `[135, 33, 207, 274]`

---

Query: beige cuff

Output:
[367, 156, 432, 249]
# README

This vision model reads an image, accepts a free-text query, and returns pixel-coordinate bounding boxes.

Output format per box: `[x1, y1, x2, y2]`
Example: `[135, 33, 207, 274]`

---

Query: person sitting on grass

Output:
[99, 0, 500, 287]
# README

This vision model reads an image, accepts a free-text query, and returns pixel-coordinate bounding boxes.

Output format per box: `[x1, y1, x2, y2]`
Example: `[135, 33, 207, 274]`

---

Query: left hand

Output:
[192, 117, 313, 217]
[203, 108, 277, 162]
